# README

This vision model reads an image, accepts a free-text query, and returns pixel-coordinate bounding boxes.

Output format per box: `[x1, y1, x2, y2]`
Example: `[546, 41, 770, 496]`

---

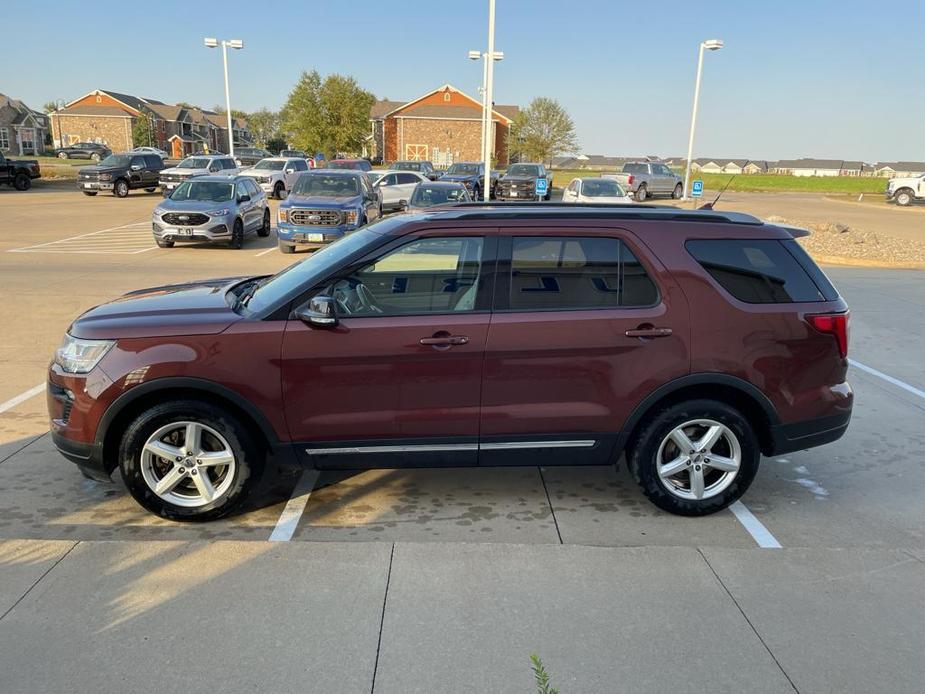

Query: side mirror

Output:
[399, 199, 408, 211]
[131, 164, 142, 171]
[238, 194, 251, 203]
[295, 295, 337, 327]
[285, 168, 295, 174]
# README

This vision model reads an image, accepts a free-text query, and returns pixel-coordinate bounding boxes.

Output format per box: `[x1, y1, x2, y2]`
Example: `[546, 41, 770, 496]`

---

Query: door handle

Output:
[420, 334, 469, 347]
[625, 326, 673, 338]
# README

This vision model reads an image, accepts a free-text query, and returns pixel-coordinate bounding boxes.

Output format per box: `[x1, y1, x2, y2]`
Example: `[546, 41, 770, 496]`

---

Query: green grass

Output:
[29, 155, 92, 179]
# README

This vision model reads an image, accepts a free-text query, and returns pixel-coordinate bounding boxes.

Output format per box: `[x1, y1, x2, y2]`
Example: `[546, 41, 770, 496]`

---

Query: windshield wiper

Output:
[230, 277, 266, 312]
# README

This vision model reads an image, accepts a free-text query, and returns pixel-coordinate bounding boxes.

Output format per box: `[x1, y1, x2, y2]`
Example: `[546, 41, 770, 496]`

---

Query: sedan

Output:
[374, 170, 429, 211]
[407, 181, 471, 209]
[561, 177, 634, 204]
[55, 142, 112, 161]
[131, 146, 169, 160]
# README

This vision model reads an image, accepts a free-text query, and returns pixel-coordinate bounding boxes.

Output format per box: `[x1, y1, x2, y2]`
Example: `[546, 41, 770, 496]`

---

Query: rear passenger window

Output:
[509, 237, 658, 310]
[686, 239, 825, 303]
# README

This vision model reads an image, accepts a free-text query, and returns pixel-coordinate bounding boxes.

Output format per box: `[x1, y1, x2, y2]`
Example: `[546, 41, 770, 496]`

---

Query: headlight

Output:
[54, 335, 115, 374]
[345, 209, 359, 225]
[154, 206, 166, 216]
[99, 173, 112, 181]
[212, 208, 230, 216]
[278, 208, 289, 223]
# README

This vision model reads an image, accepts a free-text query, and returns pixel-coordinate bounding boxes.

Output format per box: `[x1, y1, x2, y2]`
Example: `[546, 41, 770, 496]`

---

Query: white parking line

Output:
[729, 501, 782, 548]
[254, 247, 277, 257]
[0, 384, 45, 415]
[268, 470, 319, 541]
[849, 359, 925, 400]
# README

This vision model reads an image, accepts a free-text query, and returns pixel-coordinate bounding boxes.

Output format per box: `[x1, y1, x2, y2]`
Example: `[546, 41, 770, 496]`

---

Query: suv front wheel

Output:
[118, 400, 262, 521]
[627, 399, 759, 516]
[113, 179, 130, 198]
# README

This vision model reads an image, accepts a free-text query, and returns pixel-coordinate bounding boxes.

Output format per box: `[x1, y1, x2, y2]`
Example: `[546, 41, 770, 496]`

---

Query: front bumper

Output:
[276, 222, 352, 248]
[77, 180, 113, 191]
[153, 220, 231, 244]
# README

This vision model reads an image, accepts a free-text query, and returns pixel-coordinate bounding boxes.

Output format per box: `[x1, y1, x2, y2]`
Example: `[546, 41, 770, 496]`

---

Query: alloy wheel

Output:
[655, 418, 741, 501]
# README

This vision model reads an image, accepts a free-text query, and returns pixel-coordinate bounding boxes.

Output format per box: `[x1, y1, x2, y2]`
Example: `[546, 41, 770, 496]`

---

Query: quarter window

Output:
[509, 237, 658, 310]
[330, 237, 485, 316]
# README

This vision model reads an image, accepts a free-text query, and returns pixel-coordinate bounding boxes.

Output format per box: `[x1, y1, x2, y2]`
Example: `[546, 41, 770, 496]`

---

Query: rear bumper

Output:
[768, 410, 851, 456]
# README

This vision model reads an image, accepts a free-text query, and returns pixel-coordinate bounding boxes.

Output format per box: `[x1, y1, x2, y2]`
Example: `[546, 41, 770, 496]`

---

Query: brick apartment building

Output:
[369, 84, 517, 166]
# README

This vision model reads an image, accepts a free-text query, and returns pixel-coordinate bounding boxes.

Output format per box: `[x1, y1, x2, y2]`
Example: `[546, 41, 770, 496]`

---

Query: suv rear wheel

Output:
[635, 185, 648, 202]
[627, 399, 759, 516]
[258, 209, 271, 237]
[118, 400, 262, 521]
[273, 181, 285, 199]
[672, 183, 683, 199]
[113, 179, 129, 198]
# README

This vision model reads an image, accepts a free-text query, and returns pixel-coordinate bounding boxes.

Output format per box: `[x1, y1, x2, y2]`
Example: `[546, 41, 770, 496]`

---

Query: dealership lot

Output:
[1, 185, 924, 692]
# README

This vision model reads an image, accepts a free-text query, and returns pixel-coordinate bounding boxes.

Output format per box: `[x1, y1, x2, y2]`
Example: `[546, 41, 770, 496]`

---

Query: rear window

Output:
[686, 239, 827, 303]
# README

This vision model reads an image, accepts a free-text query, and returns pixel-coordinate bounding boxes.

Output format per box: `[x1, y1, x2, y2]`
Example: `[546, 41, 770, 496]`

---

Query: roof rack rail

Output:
[436, 201, 763, 225]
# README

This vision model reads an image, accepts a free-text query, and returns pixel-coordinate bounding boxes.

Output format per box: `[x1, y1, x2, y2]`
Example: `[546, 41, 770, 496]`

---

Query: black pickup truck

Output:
[495, 162, 553, 201]
[0, 152, 41, 191]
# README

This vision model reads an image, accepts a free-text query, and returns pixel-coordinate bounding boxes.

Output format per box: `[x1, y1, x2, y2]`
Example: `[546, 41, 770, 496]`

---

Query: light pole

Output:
[468, 1, 503, 201]
[683, 38, 723, 200]
[204, 37, 243, 158]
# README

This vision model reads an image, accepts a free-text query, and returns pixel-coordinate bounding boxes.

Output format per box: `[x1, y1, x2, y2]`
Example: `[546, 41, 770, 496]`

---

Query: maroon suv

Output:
[48, 205, 852, 520]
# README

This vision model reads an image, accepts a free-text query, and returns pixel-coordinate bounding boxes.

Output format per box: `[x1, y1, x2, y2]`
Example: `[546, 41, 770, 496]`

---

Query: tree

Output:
[132, 116, 155, 147]
[281, 70, 375, 157]
[245, 108, 282, 148]
[212, 104, 248, 120]
[176, 102, 203, 110]
[42, 101, 59, 114]
[510, 97, 579, 165]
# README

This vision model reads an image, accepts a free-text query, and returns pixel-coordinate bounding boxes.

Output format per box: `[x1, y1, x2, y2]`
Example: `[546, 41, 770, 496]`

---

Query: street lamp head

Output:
[203, 37, 218, 48]
[492, 50, 504, 61]
[703, 39, 724, 51]
[467, 50, 481, 60]
[228, 39, 244, 49]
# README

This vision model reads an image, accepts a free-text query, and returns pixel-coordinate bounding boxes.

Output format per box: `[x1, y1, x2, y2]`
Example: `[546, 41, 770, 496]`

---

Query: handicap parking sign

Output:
[536, 178, 548, 196]
[691, 180, 704, 198]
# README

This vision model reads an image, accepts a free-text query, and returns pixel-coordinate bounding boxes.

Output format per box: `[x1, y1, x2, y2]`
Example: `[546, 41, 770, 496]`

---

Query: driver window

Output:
[329, 237, 485, 317]
[235, 181, 248, 200]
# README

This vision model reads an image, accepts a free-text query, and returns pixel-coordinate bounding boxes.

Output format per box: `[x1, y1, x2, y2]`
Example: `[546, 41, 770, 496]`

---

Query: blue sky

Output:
[6, 0, 922, 161]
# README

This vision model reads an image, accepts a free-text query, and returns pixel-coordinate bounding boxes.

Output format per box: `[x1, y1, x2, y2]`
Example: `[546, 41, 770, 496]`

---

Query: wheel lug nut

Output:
[190, 469, 198, 476]
[175, 456, 182, 462]
[178, 467, 185, 474]
[695, 465, 701, 471]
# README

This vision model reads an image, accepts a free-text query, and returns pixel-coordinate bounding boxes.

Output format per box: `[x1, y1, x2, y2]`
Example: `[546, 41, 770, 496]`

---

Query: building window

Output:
[96, 95, 102, 103]
[443, 91, 450, 102]
[0, 128, 9, 149]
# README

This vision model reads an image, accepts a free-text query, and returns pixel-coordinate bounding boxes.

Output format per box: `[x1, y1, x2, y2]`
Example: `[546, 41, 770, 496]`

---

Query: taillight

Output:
[627, 174, 635, 186]
[806, 312, 849, 358]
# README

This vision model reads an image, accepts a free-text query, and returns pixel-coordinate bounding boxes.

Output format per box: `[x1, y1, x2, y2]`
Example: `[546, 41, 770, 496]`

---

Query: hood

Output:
[69, 277, 251, 340]
[284, 194, 362, 208]
[157, 199, 232, 213]
[441, 173, 477, 182]
[161, 166, 209, 176]
[500, 175, 536, 183]
[79, 164, 124, 175]
[888, 176, 919, 186]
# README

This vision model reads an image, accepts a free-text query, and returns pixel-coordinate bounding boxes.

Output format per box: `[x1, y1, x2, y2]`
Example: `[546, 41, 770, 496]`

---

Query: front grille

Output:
[79, 172, 100, 182]
[162, 212, 210, 226]
[290, 208, 342, 226]
[499, 181, 535, 196]
[160, 173, 183, 183]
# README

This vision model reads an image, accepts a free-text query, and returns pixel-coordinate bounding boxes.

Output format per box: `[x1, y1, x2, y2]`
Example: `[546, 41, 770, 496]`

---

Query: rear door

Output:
[479, 228, 690, 466]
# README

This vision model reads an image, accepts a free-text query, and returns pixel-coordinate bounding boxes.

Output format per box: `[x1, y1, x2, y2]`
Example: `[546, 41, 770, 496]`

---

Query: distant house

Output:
[368, 84, 518, 166]
[873, 162, 925, 178]
[772, 158, 867, 177]
[690, 158, 770, 174]
[0, 93, 48, 155]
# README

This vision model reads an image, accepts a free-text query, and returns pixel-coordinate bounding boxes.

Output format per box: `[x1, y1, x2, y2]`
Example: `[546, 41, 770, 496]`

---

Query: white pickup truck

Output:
[886, 174, 925, 206]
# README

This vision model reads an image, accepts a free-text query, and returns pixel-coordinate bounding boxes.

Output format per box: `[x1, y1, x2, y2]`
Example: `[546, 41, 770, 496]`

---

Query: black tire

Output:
[118, 399, 263, 521]
[258, 209, 271, 237]
[672, 183, 683, 199]
[273, 181, 285, 200]
[13, 173, 31, 191]
[230, 219, 244, 249]
[627, 399, 760, 516]
[278, 240, 294, 254]
[635, 185, 648, 202]
[895, 189, 914, 207]
[113, 179, 130, 198]
[155, 237, 174, 248]
[145, 187, 157, 193]
[473, 185, 482, 201]
[58, 152, 69, 159]
[82, 191, 98, 196]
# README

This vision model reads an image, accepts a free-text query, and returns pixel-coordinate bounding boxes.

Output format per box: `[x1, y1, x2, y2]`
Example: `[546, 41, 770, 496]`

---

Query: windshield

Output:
[393, 162, 420, 171]
[327, 161, 356, 169]
[281, 151, 303, 157]
[623, 163, 648, 174]
[581, 179, 625, 197]
[99, 155, 133, 167]
[169, 181, 234, 202]
[507, 164, 540, 177]
[447, 163, 480, 175]
[177, 157, 211, 169]
[254, 160, 285, 170]
[411, 185, 468, 206]
[291, 173, 360, 197]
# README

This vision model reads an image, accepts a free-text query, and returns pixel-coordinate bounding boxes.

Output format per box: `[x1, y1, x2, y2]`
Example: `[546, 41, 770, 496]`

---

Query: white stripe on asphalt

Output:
[0, 384, 45, 415]
[7, 221, 148, 252]
[268, 470, 319, 542]
[254, 247, 277, 257]
[849, 359, 925, 400]
[729, 501, 782, 548]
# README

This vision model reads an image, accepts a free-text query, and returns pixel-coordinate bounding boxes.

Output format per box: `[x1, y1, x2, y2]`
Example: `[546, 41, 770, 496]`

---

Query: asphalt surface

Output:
[1, 184, 924, 693]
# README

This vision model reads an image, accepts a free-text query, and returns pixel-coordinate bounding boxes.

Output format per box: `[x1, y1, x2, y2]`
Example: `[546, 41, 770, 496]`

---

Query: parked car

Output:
[328, 158, 373, 172]
[406, 181, 471, 209]
[151, 175, 270, 249]
[374, 170, 430, 211]
[77, 153, 164, 197]
[440, 161, 499, 200]
[276, 169, 381, 253]
[55, 142, 112, 161]
[561, 177, 633, 204]
[233, 147, 273, 167]
[608, 162, 683, 202]
[240, 157, 311, 199]
[47, 205, 852, 521]
[495, 163, 553, 201]
[886, 174, 925, 206]
[279, 149, 313, 163]
[390, 160, 440, 180]
[0, 151, 40, 191]
[159, 155, 238, 195]
[130, 146, 170, 160]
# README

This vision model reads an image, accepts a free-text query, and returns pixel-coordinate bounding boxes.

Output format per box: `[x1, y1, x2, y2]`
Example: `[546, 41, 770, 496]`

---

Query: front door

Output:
[282, 232, 495, 468]
[479, 229, 690, 466]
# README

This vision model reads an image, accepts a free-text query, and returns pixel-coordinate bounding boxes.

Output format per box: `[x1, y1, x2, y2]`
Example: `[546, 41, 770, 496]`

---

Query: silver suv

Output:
[158, 155, 239, 195]
[152, 175, 271, 249]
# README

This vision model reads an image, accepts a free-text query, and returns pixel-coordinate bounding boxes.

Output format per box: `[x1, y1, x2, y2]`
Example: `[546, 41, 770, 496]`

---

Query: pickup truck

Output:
[886, 174, 925, 206]
[440, 162, 500, 200]
[0, 152, 41, 191]
[607, 162, 683, 202]
[495, 162, 553, 201]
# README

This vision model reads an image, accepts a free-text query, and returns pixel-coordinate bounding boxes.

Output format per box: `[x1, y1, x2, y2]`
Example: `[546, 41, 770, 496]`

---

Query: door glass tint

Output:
[686, 239, 826, 303]
[332, 237, 484, 316]
[397, 173, 420, 185]
[509, 237, 658, 310]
